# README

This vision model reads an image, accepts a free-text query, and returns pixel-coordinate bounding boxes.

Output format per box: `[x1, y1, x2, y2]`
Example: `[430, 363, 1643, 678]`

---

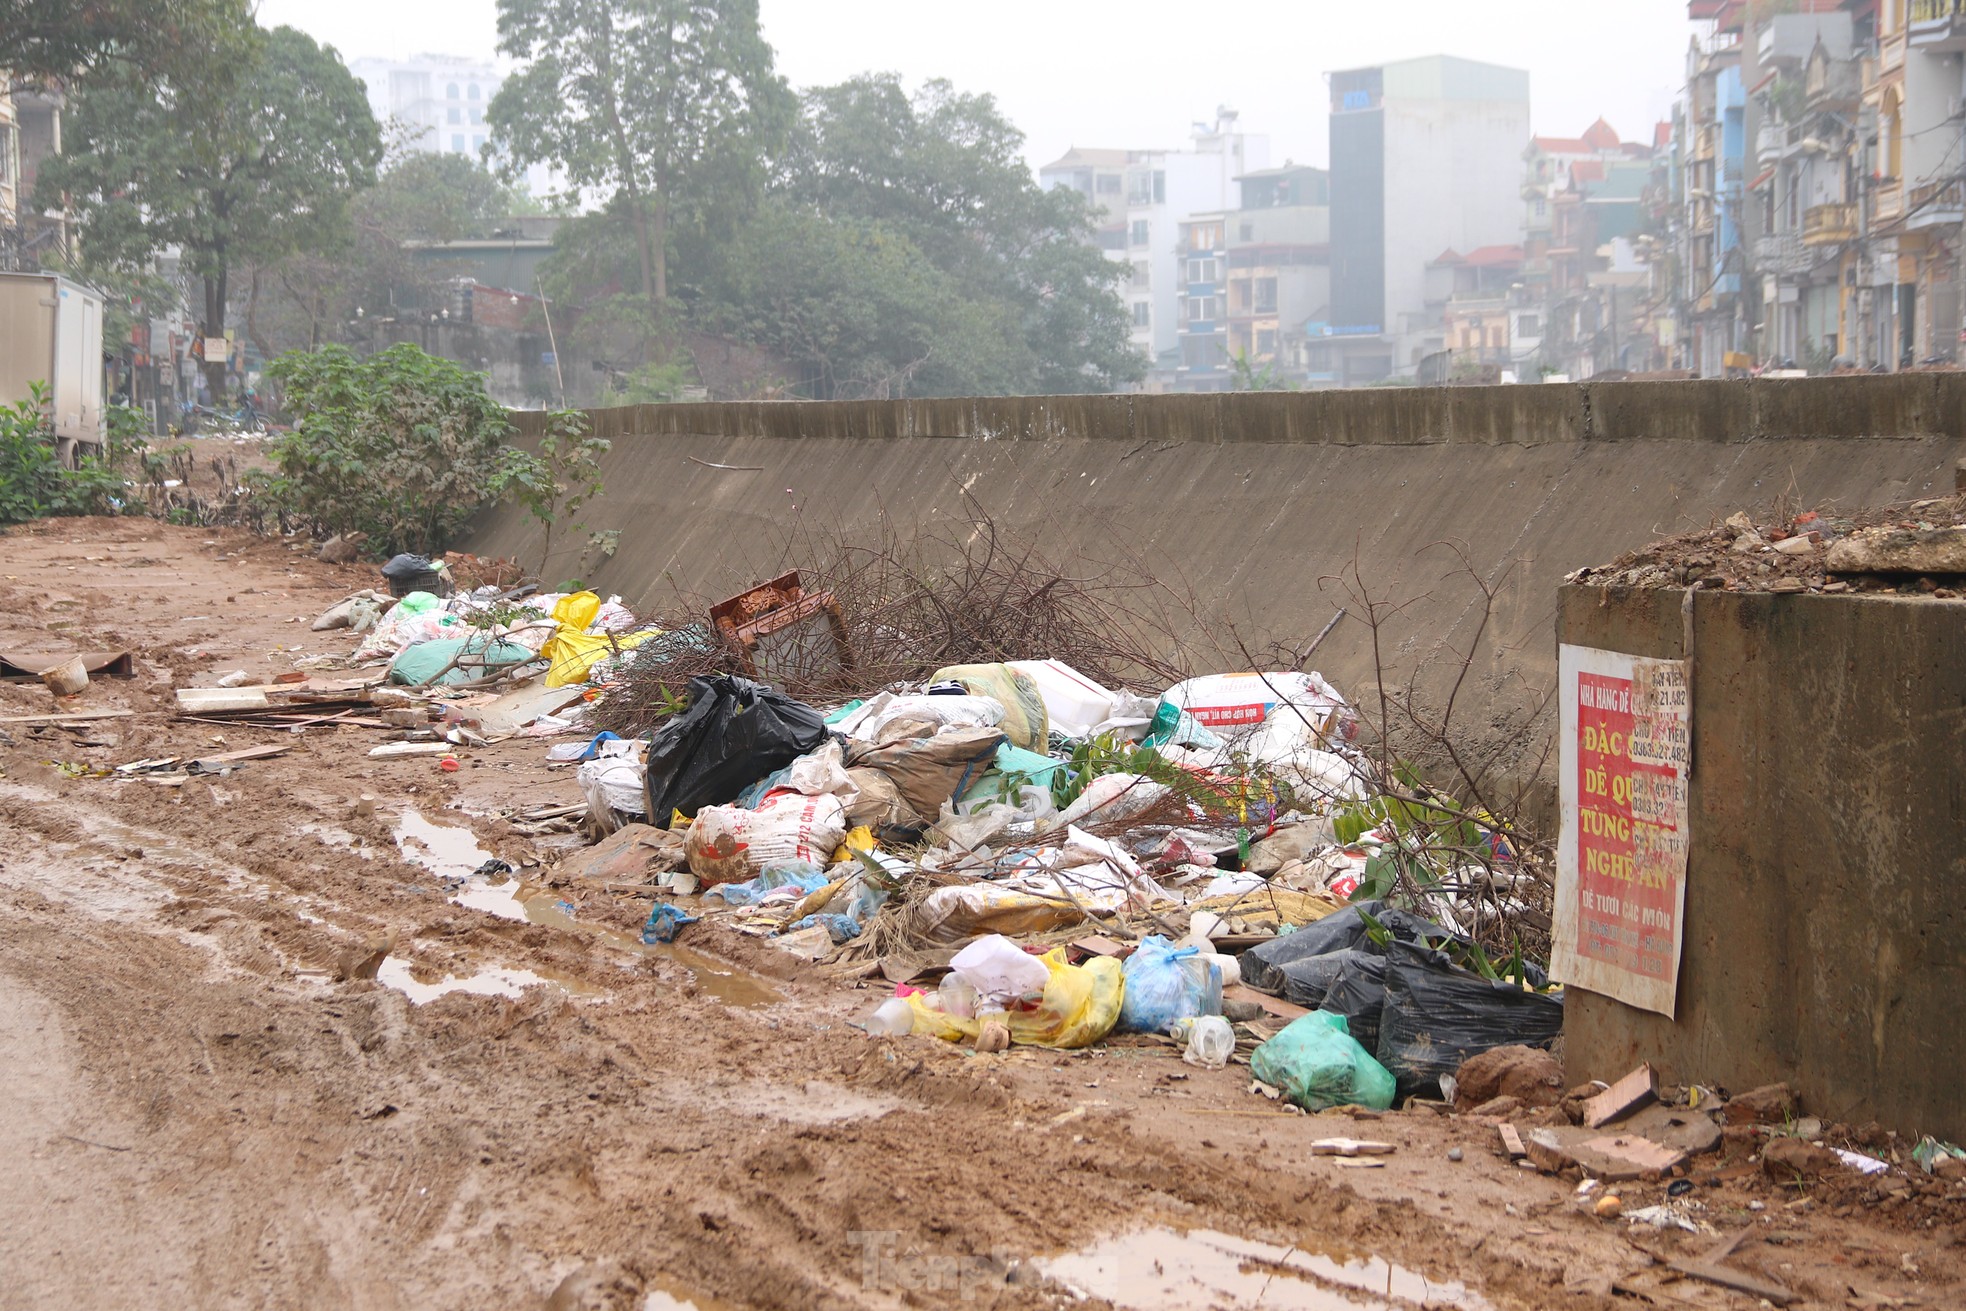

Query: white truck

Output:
[0, 270, 105, 462]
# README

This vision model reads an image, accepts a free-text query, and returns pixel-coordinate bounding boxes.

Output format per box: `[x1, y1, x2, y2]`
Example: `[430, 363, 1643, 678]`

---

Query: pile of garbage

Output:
[289, 561, 1562, 1105]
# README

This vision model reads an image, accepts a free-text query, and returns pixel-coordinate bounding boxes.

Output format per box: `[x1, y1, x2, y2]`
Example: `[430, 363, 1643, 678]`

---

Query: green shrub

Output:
[266, 343, 527, 556]
[0, 383, 145, 524]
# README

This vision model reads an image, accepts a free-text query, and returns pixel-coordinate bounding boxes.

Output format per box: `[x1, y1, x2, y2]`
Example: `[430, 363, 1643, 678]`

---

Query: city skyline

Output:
[255, 0, 1693, 176]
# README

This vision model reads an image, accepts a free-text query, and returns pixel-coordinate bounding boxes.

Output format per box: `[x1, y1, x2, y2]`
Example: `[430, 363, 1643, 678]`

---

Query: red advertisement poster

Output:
[1553, 645, 1691, 1017]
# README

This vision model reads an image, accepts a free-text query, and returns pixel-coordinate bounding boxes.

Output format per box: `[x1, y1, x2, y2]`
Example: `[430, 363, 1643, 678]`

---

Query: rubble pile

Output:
[1571, 492, 1966, 597]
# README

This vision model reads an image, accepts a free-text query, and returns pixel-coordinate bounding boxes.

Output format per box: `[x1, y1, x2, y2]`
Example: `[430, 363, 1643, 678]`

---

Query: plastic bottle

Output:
[935, 975, 978, 1019]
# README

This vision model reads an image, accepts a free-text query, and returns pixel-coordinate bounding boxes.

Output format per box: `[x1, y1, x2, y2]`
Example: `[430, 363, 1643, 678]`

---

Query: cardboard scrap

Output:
[1584, 1063, 1657, 1128]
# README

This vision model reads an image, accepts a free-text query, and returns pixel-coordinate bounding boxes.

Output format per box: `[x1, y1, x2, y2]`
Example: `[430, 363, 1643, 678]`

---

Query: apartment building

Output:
[1324, 55, 1532, 384]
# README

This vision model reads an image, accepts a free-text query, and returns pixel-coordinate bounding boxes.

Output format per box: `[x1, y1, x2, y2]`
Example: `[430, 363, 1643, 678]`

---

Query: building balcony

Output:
[1756, 230, 1818, 276]
[1910, 0, 1966, 51]
[1874, 180, 1904, 224]
[1906, 178, 1966, 229]
[1803, 202, 1858, 245]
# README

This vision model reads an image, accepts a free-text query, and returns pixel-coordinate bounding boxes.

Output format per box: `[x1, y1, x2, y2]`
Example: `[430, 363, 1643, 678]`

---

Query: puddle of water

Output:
[395, 808, 500, 880]
[1036, 1228, 1488, 1311]
[393, 808, 781, 1008]
[375, 956, 553, 1005]
[643, 1279, 743, 1311]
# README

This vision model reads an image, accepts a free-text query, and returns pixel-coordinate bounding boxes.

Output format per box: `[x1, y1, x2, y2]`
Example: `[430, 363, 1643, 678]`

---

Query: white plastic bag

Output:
[1182, 1015, 1235, 1070]
[1054, 773, 1169, 827]
[577, 741, 649, 830]
[787, 739, 860, 805]
[836, 692, 1005, 742]
[949, 934, 1051, 1005]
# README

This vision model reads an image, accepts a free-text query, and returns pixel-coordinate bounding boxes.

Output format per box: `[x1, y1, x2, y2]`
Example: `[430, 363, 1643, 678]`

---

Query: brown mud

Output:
[0, 516, 1958, 1310]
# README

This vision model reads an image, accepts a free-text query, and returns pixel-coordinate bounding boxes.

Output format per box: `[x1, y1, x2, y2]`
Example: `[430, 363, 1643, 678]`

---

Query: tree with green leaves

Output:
[359, 151, 531, 244]
[38, 24, 382, 400]
[487, 0, 791, 314]
[0, 0, 253, 82]
[683, 75, 1139, 397]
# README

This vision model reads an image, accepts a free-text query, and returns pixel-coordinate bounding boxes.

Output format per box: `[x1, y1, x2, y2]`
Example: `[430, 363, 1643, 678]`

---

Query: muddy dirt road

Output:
[0, 517, 1957, 1311]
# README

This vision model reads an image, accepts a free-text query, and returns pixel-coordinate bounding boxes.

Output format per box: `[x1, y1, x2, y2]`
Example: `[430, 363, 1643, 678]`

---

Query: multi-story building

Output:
[1748, 6, 1861, 367]
[1037, 147, 1133, 260]
[0, 79, 66, 271]
[1119, 109, 1270, 386]
[1174, 212, 1231, 388]
[352, 54, 500, 158]
[350, 53, 555, 198]
[1323, 55, 1531, 384]
[1426, 244, 1528, 381]
[1668, 0, 1966, 372]
[1230, 165, 1331, 384]
[1677, 5, 1751, 376]
[1520, 119, 1667, 377]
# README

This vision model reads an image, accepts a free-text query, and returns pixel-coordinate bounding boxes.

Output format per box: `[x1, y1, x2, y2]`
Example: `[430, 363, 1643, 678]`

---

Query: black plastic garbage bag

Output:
[1273, 946, 1376, 1009]
[1242, 901, 1453, 995]
[1316, 953, 1390, 1052]
[642, 674, 830, 827]
[1373, 940, 1564, 1098]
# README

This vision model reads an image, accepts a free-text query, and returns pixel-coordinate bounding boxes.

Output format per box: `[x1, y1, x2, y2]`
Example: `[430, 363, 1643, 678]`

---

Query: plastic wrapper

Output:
[907, 949, 1123, 1050]
[1248, 1011, 1395, 1111]
[912, 884, 1089, 944]
[1180, 1015, 1236, 1070]
[1054, 773, 1170, 827]
[1240, 901, 1446, 994]
[385, 635, 534, 686]
[642, 675, 830, 824]
[1118, 935, 1224, 1033]
[1374, 940, 1564, 1097]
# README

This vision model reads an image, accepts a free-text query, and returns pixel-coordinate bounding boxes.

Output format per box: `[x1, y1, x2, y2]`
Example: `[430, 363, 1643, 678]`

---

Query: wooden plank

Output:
[1666, 1259, 1795, 1305]
[1500, 1123, 1527, 1160]
[189, 744, 292, 770]
[175, 688, 270, 713]
[0, 709, 137, 725]
[1223, 983, 1309, 1021]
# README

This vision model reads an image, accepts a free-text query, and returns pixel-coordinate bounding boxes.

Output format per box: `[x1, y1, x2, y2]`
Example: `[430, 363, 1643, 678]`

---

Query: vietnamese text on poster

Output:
[1551, 643, 1691, 1018]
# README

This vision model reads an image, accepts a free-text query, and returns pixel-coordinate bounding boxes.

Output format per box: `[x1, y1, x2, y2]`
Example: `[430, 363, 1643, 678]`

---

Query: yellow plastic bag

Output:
[540, 591, 652, 687]
[831, 825, 876, 864]
[908, 949, 1124, 1050]
[930, 663, 1050, 752]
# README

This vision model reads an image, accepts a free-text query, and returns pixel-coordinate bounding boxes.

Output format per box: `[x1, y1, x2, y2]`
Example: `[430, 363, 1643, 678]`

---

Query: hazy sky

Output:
[258, 0, 1695, 170]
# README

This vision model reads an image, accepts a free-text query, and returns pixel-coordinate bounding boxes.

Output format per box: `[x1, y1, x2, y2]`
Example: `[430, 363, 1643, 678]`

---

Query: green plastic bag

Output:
[387, 637, 535, 687]
[960, 742, 1069, 806]
[1248, 1010, 1396, 1111]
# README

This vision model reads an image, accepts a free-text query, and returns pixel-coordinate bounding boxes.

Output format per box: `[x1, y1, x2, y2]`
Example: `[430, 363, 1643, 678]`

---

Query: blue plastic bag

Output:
[1118, 935, 1223, 1034]
[641, 902, 699, 944]
[701, 860, 831, 906]
[1248, 1010, 1396, 1111]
